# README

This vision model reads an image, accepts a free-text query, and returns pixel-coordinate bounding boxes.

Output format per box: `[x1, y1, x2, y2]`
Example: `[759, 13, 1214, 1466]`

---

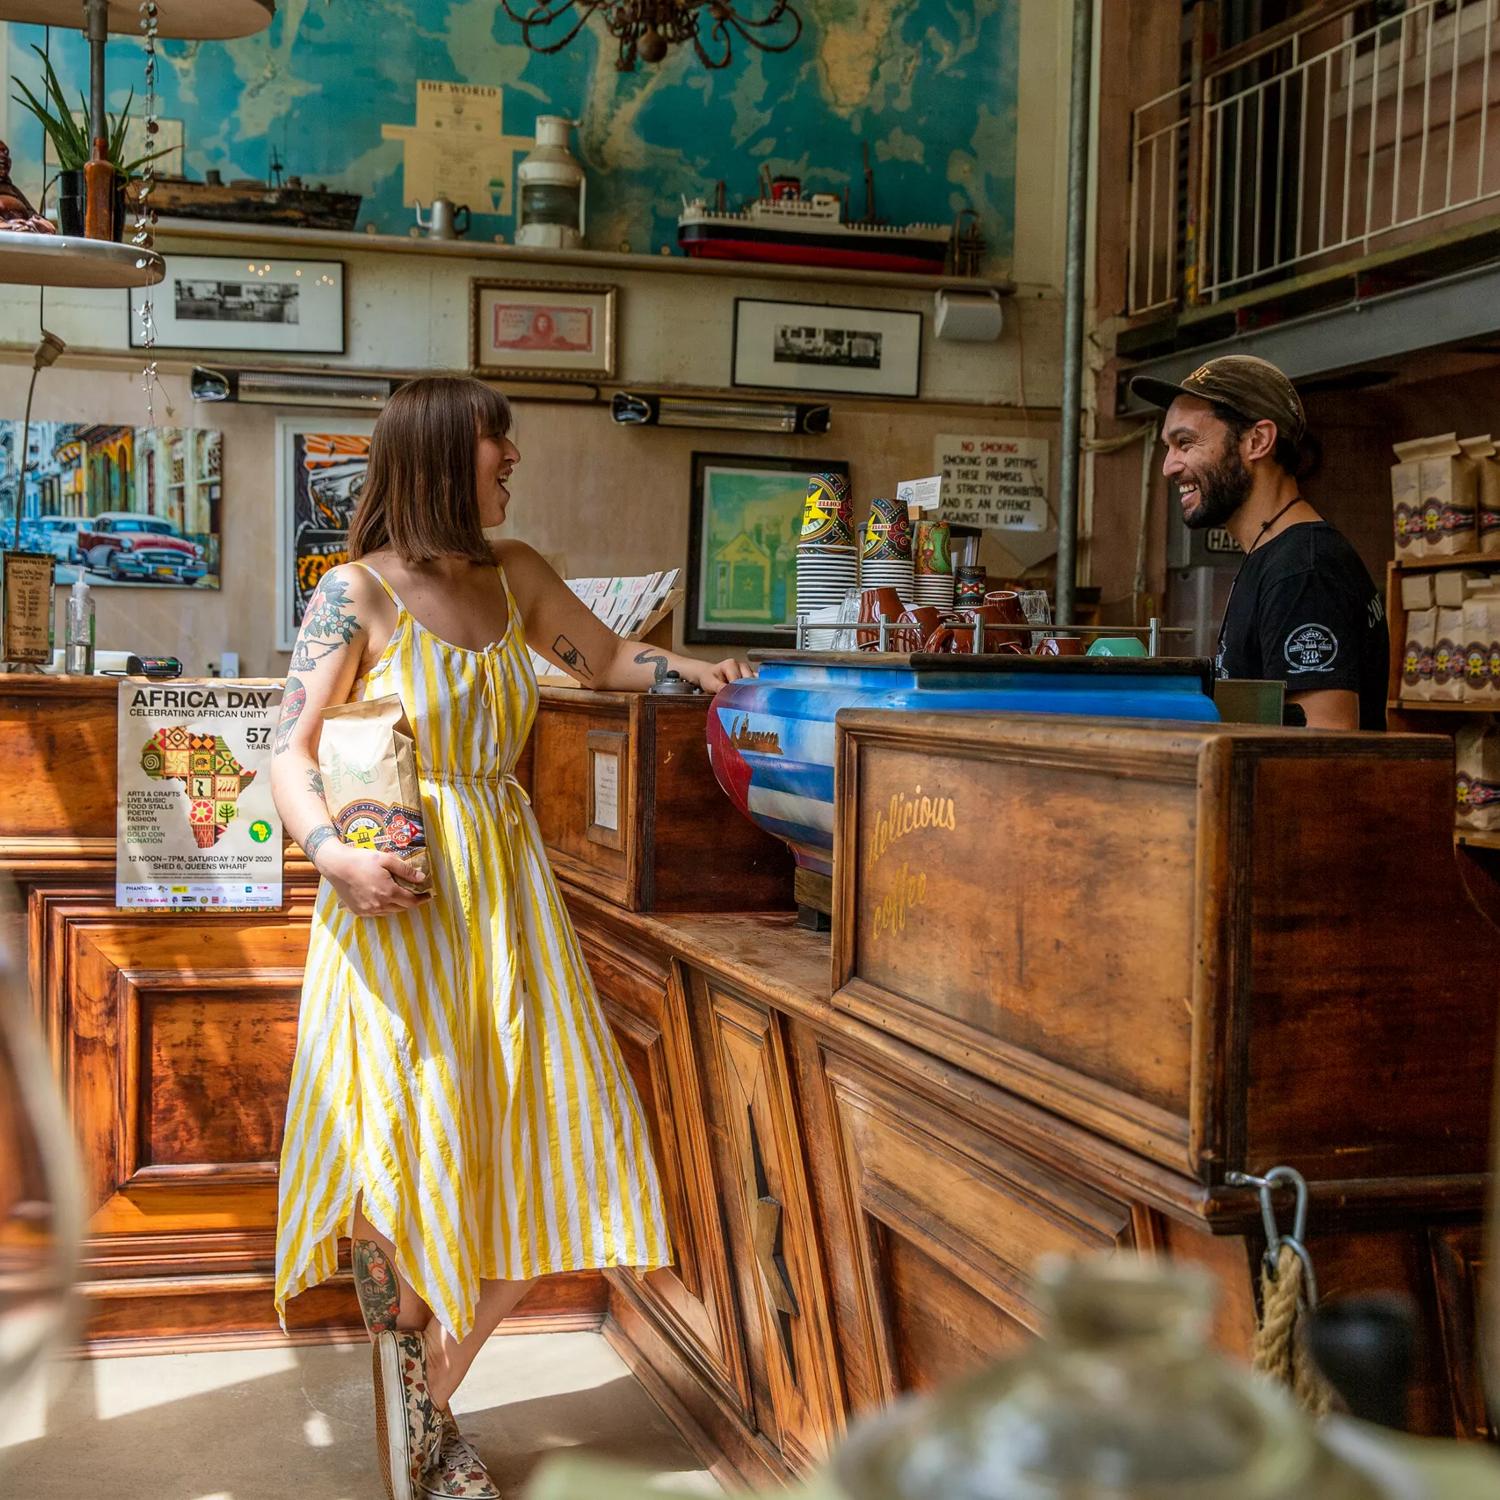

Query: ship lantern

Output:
[516, 116, 586, 251]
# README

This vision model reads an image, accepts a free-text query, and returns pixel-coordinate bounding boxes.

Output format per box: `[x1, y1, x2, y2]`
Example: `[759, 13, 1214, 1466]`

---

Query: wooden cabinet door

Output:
[818, 1044, 1141, 1399]
[578, 923, 751, 1417]
[692, 973, 843, 1471]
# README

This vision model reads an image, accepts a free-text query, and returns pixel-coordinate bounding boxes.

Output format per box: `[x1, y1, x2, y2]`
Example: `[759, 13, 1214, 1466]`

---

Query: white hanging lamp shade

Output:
[0, 0, 274, 38]
[0, 229, 163, 287]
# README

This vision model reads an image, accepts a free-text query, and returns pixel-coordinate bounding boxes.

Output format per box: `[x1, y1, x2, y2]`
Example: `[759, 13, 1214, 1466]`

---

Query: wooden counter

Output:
[564, 714, 1500, 1478]
[8, 675, 1498, 1470]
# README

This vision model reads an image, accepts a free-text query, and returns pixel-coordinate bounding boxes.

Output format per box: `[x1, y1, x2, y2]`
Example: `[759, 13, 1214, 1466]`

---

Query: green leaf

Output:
[10, 62, 89, 169]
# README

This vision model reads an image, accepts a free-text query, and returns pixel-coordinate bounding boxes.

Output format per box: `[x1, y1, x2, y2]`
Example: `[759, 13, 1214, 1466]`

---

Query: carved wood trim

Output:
[1428, 1223, 1491, 1440]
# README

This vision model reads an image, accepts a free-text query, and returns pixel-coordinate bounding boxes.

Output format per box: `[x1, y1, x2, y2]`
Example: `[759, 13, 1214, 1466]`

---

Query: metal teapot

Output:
[413, 196, 470, 240]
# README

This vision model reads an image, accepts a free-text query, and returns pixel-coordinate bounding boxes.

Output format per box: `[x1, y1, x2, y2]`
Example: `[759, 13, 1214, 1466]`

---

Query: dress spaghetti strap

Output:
[349, 559, 402, 608]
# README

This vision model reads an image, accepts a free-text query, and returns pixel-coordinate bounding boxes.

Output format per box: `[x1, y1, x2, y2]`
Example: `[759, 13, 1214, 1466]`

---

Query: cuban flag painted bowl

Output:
[706, 651, 1219, 878]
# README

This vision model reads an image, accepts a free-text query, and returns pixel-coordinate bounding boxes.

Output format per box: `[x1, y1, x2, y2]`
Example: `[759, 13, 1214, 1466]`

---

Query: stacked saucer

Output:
[861, 495, 915, 603]
[914, 518, 955, 611]
[796, 472, 859, 629]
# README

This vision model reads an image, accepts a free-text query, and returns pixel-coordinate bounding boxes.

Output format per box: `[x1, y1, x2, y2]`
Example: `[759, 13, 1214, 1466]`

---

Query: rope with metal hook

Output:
[1226, 1165, 1332, 1416]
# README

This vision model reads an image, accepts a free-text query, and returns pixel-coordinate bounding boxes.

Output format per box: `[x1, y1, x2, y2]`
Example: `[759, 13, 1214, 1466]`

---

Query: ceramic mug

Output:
[1086, 636, 1149, 658]
[924, 603, 1027, 655]
[1035, 635, 1085, 657]
[856, 585, 907, 650]
[979, 593, 1028, 650]
[895, 604, 942, 653]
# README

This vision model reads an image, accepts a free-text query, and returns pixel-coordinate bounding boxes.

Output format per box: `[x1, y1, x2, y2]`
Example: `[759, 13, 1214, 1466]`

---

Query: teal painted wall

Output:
[5, 0, 1017, 267]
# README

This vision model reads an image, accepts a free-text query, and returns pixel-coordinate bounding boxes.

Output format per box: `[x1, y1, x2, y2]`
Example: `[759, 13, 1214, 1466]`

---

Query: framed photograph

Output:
[470, 279, 616, 381]
[130, 255, 346, 354]
[686, 452, 851, 648]
[275, 418, 375, 651]
[732, 297, 922, 399]
[0, 419, 222, 589]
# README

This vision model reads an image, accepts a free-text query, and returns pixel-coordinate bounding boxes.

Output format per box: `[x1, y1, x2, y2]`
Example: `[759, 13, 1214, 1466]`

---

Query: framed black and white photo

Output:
[732, 297, 922, 399]
[130, 255, 346, 354]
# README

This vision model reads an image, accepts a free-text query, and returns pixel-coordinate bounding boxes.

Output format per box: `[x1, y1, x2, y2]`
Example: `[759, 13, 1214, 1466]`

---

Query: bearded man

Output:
[1132, 355, 1387, 731]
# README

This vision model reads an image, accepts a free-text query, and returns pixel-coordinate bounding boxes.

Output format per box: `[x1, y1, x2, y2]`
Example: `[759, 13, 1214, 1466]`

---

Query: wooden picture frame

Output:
[586, 728, 627, 850]
[732, 296, 922, 399]
[685, 452, 850, 648]
[470, 279, 617, 382]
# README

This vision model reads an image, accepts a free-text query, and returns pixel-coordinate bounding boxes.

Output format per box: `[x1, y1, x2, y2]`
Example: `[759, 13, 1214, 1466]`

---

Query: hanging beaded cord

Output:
[132, 1, 170, 423]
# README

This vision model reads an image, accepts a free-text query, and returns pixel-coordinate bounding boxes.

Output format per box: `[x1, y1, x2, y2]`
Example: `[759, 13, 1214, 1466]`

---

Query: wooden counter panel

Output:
[531, 693, 634, 908]
[817, 1046, 1137, 1401]
[1243, 755, 1498, 1178]
[0, 677, 118, 841]
[581, 921, 751, 1419]
[846, 745, 1196, 1116]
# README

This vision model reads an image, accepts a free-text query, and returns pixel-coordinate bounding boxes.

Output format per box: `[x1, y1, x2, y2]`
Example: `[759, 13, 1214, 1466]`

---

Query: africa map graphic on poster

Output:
[139, 725, 257, 849]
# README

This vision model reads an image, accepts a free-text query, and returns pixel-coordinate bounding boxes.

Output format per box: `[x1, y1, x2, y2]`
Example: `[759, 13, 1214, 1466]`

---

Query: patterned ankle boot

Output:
[419, 1409, 501, 1499]
[372, 1329, 444, 1500]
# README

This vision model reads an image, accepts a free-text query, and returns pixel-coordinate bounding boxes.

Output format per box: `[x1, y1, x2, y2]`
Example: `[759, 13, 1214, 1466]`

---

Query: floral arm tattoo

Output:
[291, 573, 360, 671]
[352, 1238, 399, 1333]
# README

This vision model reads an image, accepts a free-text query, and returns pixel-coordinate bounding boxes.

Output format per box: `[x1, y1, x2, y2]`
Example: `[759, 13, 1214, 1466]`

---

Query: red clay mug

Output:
[856, 586, 907, 650]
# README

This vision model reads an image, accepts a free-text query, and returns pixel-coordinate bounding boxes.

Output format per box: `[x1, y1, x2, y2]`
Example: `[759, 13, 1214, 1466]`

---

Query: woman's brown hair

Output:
[347, 375, 513, 563]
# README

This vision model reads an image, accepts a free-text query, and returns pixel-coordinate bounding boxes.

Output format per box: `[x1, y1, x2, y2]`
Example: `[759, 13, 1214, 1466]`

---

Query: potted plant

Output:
[11, 44, 166, 238]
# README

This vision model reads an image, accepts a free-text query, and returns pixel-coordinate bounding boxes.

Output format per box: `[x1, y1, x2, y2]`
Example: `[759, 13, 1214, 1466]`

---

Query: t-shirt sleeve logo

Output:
[1283, 623, 1339, 673]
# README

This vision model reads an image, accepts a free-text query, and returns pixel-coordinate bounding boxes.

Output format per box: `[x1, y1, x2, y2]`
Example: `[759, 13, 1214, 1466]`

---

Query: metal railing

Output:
[1127, 0, 1500, 313]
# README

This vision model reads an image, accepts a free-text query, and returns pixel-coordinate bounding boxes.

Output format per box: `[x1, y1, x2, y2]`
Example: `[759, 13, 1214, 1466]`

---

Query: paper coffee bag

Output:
[1390, 436, 1429, 560]
[1456, 723, 1500, 832]
[1432, 607, 1467, 701]
[1401, 607, 1436, 700]
[1423, 435, 1479, 555]
[1463, 599, 1498, 703]
[1472, 435, 1500, 555]
[318, 693, 429, 888]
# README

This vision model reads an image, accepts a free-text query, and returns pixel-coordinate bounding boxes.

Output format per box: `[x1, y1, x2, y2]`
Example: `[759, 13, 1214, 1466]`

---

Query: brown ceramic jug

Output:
[856, 586, 907, 650]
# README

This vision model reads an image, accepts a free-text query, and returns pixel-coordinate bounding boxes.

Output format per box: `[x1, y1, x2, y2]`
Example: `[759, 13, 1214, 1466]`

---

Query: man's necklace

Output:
[1217, 496, 1306, 661]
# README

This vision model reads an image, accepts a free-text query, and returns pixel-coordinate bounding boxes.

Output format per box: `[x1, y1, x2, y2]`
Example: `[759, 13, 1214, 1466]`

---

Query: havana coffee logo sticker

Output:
[1284, 623, 1338, 673]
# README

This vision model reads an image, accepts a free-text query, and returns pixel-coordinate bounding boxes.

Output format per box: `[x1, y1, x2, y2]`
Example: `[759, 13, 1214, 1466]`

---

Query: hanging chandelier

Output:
[499, 0, 803, 71]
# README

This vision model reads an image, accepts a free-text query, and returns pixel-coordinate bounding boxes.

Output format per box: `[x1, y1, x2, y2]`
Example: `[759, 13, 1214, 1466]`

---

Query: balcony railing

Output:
[1128, 0, 1500, 316]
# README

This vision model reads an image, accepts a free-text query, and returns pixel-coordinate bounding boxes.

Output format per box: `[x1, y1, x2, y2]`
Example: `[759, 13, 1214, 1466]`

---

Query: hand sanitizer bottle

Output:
[66, 574, 95, 676]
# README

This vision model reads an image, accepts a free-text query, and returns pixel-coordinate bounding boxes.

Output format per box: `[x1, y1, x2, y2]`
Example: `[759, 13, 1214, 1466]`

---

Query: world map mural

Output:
[4, 0, 1017, 269]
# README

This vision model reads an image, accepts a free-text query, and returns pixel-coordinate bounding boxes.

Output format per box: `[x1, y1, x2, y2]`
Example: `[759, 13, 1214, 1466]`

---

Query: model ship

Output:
[142, 154, 361, 232]
[678, 158, 954, 276]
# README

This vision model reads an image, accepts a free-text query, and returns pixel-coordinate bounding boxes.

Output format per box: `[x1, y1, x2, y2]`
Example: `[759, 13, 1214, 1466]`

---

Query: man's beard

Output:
[1180, 441, 1252, 530]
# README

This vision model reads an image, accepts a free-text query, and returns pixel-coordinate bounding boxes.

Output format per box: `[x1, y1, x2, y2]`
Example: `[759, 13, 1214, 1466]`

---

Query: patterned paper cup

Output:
[801, 473, 854, 547]
[861, 496, 914, 561]
[915, 519, 952, 577]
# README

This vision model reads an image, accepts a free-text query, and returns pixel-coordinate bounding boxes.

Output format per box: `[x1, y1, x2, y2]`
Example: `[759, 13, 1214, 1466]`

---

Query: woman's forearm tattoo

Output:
[275, 675, 306, 755]
[352, 1239, 400, 1333]
[634, 647, 670, 685]
[307, 768, 325, 799]
[304, 823, 338, 866]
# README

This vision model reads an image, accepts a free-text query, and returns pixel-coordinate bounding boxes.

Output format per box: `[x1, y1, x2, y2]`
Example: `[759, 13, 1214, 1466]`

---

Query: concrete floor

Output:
[0, 1331, 720, 1499]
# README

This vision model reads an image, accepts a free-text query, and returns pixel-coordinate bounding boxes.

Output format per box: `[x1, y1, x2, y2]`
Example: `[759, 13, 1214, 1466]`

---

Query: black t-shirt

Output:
[1216, 522, 1388, 730]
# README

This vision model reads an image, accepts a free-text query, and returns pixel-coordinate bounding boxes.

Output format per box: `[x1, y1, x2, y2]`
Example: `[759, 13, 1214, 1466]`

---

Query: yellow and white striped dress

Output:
[274, 562, 670, 1338]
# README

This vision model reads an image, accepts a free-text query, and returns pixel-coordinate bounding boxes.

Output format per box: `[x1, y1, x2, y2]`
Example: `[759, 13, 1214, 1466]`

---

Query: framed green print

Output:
[685, 452, 851, 647]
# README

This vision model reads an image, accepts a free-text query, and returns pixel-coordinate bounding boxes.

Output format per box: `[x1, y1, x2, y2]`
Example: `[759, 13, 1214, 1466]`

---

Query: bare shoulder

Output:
[492, 539, 559, 612]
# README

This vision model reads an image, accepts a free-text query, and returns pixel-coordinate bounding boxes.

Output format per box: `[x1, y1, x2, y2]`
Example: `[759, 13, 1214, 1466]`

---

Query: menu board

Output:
[934, 434, 1051, 532]
[2, 551, 54, 664]
[116, 679, 284, 910]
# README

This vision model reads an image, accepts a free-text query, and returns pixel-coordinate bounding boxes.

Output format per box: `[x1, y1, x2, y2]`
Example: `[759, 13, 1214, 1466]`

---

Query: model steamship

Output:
[142, 153, 361, 232]
[678, 160, 961, 276]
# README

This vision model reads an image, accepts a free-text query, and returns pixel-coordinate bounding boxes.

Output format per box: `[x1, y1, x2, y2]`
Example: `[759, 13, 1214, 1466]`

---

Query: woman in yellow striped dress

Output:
[270, 376, 748, 1500]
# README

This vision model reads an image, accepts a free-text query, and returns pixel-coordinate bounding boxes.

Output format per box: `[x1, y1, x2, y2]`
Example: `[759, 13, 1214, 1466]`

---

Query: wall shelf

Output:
[1393, 550, 1500, 571]
[1456, 830, 1500, 851]
[154, 218, 1014, 297]
[1388, 700, 1496, 713]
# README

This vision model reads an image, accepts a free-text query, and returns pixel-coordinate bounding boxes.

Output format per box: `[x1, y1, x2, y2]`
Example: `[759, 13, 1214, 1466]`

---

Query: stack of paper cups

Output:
[913, 518, 955, 610]
[860, 496, 915, 603]
[796, 473, 858, 631]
